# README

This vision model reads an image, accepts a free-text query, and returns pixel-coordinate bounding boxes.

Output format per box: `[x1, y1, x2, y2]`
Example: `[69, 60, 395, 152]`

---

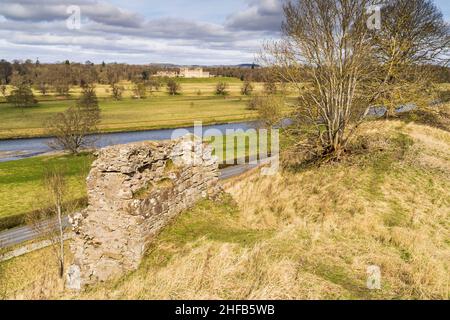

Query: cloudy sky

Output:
[0, 0, 449, 65]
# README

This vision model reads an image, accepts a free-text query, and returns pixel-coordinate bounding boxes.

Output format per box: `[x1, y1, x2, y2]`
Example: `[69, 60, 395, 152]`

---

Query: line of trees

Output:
[0, 59, 276, 103]
[0, 60, 269, 92]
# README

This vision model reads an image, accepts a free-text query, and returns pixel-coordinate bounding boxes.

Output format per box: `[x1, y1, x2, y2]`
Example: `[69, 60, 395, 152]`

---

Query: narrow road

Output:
[0, 159, 272, 249]
[0, 216, 69, 249]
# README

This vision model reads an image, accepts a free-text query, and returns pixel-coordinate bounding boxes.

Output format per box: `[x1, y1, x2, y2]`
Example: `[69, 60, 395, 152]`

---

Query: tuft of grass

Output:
[0, 242, 73, 299]
[383, 200, 409, 227]
[164, 159, 176, 173]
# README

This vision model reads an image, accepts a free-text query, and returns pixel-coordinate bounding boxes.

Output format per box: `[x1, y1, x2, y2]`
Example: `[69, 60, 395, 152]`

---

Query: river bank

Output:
[0, 121, 258, 162]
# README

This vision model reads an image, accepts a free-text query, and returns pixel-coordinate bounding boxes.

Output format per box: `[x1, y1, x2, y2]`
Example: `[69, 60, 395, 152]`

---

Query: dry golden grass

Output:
[0, 243, 72, 300]
[1, 120, 449, 300]
[396, 102, 450, 133]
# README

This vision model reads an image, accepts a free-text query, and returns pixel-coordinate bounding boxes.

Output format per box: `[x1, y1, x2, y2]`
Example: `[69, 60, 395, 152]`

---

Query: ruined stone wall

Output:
[69, 135, 220, 287]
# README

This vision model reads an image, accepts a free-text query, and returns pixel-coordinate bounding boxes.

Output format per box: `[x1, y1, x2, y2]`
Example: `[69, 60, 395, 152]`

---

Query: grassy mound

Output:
[1, 120, 449, 299]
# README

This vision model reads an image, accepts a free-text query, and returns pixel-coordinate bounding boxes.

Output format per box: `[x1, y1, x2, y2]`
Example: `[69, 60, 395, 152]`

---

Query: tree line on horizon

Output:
[0, 60, 268, 91]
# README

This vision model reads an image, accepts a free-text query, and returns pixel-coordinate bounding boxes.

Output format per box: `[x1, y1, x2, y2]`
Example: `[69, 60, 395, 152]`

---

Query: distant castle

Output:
[155, 67, 211, 78]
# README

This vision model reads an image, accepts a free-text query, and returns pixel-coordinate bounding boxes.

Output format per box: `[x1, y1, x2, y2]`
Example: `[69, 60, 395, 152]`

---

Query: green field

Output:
[0, 153, 93, 229]
[0, 78, 273, 139]
[0, 96, 260, 139]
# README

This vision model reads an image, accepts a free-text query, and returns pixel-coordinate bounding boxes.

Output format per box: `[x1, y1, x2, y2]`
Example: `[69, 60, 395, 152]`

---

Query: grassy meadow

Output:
[1, 120, 449, 299]
[0, 153, 93, 229]
[0, 96, 259, 139]
[0, 78, 278, 139]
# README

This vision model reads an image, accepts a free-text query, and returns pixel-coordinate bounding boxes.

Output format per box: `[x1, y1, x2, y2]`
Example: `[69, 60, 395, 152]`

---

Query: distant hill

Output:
[148, 63, 180, 68]
[235, 63, 260, 68]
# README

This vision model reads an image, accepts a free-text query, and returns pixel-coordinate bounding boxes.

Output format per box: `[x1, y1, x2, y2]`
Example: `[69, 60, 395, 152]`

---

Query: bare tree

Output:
[241, 80, 254, 96]
[26, 166, 70, 278]
[77, 84, 100, 124]
[215, 82, 229, 96]
[53, 63, 73, 97]
[368, 0, 450, 111]
[37, 82, 49, 96]
[46, 167, 66, 278]
[132, 82, 147, 99]
[248, 95, 284, 128]
[167, 79, 181, 95]
[47, 84, 101, 154]
[247, 95, 264, 110]
[262, 0, 449, 159]
[263, 78, 277, 95]
[35, 66, 50, 96]
[148, 78, 162, 92]
[110, 83, 124, 100]
[9, 70, 25, 87]
[54, 80, 70, 97]
[47, 105, 98, 154]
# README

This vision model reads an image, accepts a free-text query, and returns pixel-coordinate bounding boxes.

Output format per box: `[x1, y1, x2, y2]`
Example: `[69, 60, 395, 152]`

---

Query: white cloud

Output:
[0, 0, 144, 28]
[226, 0, 285, 32]
[0, 0, 281, 64]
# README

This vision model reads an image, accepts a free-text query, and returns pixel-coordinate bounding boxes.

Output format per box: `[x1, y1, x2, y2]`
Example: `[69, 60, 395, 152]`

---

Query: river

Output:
[0, 121, 259, 163]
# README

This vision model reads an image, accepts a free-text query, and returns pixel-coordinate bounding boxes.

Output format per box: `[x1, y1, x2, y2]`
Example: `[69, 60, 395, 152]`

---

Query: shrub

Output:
[263, 80, 277, 95]
[132, 83, 147, 99]
[6, 83, 37, 108]
[247, 95, 264, 110]
[215, 82, 229, 96]
[167, 79, 181, 95]
[241, 81, 254, 96]
[247, 95, 284, 127]
[111, 83, 124, 100]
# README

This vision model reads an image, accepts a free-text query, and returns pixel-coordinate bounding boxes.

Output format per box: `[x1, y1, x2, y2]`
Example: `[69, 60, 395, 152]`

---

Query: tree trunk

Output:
[57, 201, 64, 278]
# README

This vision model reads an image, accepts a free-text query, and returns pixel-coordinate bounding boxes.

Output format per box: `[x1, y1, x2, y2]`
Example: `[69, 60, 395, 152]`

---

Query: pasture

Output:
[0, 77, 284, 139]
[0, 153, 93, 230]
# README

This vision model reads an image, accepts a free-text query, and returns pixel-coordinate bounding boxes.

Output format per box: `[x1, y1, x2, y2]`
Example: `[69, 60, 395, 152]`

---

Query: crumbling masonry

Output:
[69, 135, 220, 287]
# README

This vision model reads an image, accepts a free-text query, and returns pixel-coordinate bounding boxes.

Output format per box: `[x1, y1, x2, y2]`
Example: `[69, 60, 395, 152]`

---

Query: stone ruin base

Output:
[69, 135, 220, 287]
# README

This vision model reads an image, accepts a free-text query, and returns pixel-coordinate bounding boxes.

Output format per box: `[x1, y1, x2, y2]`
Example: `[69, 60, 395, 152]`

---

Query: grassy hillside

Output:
[1, 119, 448, 299]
